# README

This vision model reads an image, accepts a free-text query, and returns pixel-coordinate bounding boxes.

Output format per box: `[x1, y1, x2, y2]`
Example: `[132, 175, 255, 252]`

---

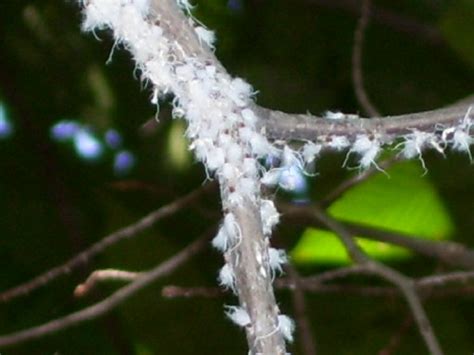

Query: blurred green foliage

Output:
[0, 0, 473, 354]
[293, 161, 454, 264]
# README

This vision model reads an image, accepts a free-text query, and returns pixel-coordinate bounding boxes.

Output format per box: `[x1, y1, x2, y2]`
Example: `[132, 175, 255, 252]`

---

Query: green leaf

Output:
[439, 0, 474, 69]
[292, 161, 454, 264]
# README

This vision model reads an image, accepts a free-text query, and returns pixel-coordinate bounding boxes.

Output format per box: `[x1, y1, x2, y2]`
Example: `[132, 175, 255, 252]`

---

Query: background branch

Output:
[280, 202, 474, 270]
[352, 0, 380, 117]
[311, 206, 443, 355]
[0, 229, 212, 348]
[0, 183, 214, 303]
[74, 269, 141, 298]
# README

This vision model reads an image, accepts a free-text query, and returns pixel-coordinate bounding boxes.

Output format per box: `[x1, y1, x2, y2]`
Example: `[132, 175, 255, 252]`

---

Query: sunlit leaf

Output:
[292, 161, 454, 264]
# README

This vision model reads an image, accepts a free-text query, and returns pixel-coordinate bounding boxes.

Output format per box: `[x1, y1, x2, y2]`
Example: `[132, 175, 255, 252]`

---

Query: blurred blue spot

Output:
[279, 165, 307, 194]
[73, 129, 103, 160]
[265, 154, 281, 169]
[114, 150, 135, 175]
[0, 103, 13, 139]
[104, 129, 122, 149]
[51, 120, 80, 141]
[227, 0, 242, 12]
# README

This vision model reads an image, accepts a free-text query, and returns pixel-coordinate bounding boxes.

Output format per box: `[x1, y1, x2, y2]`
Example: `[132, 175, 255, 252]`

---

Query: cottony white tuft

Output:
[225, 306, 251, 327]
[278, 315, 295, 343]
[268, 248, 287, 275]
[218, 263, 236, 291]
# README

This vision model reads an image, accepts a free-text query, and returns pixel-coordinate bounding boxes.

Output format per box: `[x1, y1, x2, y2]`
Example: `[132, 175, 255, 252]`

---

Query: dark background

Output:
[0, 0, 473, 354]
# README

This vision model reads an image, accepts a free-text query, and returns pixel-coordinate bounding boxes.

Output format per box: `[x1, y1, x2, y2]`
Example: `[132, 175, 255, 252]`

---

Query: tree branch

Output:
[352, 0, 380, 116]
[74, 269, 142, 298]
[256, 102, 473, 143]
[147, 1, 287, 352]
[280, 202, 474, 270]
[311, 206, 444, 355]
[0, 183, 213, 303]
[286, 264, 317, 355]
[0, 229, 211, 348]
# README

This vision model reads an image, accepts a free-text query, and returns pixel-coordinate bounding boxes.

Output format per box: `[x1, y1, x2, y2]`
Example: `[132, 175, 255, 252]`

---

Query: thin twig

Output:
[0, 183, 215, 303]
[352, 0, 380, 116]
[280, 202, 474, 270]
[162, 285, 222, 298]
[162, 279, 474, 300]
[0, 229, 213, 348]
[311, 206, 444, 355]
[286, 265, 317, 355]
[74, 269, 142, 298]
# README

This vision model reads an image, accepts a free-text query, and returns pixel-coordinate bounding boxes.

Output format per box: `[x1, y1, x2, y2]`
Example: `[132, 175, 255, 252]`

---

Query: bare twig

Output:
[162, 285, 222, 298]
[311, 206, 444, 355]
[0, 229, 212, 348]
[352, 0, 380, 117]
[280, 202, 474, 270]
[345, 223, 474, 270]
[74, 269, 142, 298]
[256, 101, 473, 143]
[162, 275, 474, 300]
[0, 183, 214, 303]
[286, 265, 317, 355]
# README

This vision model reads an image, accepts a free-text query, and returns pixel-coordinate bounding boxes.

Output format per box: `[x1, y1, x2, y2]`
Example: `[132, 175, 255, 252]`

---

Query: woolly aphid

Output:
[225, 306, 251, 327]
[218, 263, 236, 292]
[344, 135, 382, 171]
[260, 199, 280, 236]
[194, 26, 216, 50]
[278, 315, 295, 343]
[268, 248, 288, 276]
[212, 213, 242, 252]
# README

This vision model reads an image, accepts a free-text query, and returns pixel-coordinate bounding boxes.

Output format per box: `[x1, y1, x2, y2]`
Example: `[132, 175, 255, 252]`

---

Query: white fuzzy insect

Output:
[132, 0, 150, 17]
[278, 165, 304, 191]
[176, 0, 195, 14]
[345, 135, 381, 170]
[206, 146, 226, 171]
[194, 26, 216, 50]
[222, 213, 242, 242]
[82, 0, 121, 32]
[225, 306, 251, 327]
[250, 132, 275, 158]
[278, 315, 295, 343]
[328, 136, 350, 151]
[452, 130, 473, 161]
[218, 263, 236, 292]
[237, 177, 258, 200]
[268, 248, 287, 275]
[242, 157, 259, 178]
[228, 79, 254, 107]
[399, 131, 432, 172]
[226, 142, 244, 165]
[261, 168, 282, 187]
[260, 199, 280, 235]
[241, 108, 257, 125]
[281, 146, 303, 168]
[302, 142, 322, 164]
[324, 111, 345, 120]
